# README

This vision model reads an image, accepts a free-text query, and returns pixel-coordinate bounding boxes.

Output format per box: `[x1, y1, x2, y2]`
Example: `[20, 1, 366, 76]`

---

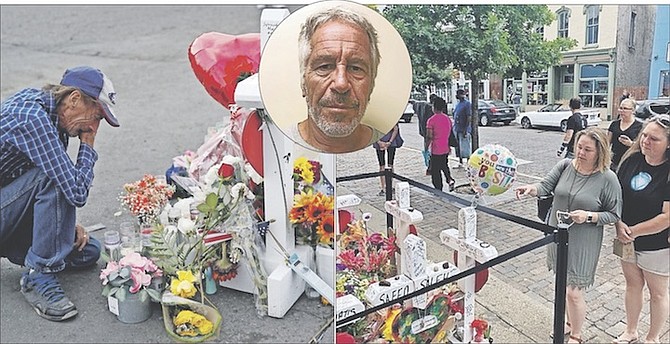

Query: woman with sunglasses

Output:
[516, 127, 622, 344]
[613, 114, 670, 344]
[607, 98, 643, 172]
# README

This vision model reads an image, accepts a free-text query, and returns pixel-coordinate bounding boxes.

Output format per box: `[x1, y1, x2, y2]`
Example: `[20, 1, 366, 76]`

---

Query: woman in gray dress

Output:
[515, 127, 622, 344]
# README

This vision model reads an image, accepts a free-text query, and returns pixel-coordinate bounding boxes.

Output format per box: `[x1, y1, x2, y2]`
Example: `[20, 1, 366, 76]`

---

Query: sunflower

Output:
[316, 213, 334, 245]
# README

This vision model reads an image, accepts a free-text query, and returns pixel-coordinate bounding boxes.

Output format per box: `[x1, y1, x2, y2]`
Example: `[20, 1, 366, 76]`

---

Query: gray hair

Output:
[43, 84, 97, 108]
[298, 7, 380, 95]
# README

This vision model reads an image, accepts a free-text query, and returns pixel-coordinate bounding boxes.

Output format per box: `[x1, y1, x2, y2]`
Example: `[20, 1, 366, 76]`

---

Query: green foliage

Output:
[382, 4, 577, 149]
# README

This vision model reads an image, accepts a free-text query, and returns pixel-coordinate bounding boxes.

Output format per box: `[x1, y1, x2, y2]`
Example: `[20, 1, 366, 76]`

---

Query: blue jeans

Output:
[0, 168, 100, 272]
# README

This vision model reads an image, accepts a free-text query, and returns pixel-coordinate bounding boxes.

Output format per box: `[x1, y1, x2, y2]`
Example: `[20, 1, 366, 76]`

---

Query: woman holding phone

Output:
[608, 98, 642, 171]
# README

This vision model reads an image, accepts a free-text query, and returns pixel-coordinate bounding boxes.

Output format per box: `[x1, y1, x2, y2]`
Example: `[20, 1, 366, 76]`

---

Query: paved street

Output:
[1, 5, 331, 343]
[336, 118, 669, 343]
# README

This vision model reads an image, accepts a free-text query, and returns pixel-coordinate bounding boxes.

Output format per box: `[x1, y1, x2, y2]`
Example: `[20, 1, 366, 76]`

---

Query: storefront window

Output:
[579, 64, 609, 108]
[661, 70, 669, 97]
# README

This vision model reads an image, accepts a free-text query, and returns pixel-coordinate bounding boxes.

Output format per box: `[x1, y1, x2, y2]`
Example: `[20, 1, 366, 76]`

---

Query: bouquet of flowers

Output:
[100, 252, 163, 302]
[149, 154, 268, 316]
[336, 219, 397, 301]
[290, 157, 334, 249]
[119, 174, 175, 225]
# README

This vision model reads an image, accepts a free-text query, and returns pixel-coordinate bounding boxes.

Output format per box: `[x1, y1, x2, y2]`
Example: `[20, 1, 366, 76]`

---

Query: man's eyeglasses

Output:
[618, 106, 634, 111]
[650, 114, 670, 128]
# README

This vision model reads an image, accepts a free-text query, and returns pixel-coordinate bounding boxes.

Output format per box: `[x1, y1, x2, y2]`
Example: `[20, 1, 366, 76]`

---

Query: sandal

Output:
[569, 335, 585, 344]
[550, 322, 572, 339]
[612, 333, 639, 344]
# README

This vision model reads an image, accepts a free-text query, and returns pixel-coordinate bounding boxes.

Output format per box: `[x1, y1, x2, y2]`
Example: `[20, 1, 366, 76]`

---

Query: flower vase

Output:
[315, 245, 334, 289]
[115, 289, 152, 324]
[304, 248, 320, 299]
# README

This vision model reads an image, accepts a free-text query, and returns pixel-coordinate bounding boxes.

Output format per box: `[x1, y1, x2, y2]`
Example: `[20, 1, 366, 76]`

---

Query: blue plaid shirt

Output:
[1, 88, 98, 207]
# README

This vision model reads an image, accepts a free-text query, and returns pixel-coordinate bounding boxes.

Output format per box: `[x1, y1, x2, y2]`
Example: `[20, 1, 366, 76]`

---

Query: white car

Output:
[516, 103, 601, 132]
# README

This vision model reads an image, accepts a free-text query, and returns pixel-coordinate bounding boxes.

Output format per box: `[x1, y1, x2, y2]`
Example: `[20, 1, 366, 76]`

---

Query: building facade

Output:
[647, 5, 670, 98]
[543, 5, 656, 119]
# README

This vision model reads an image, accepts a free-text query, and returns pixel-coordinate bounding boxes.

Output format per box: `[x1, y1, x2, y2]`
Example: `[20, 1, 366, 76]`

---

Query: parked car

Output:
[477, 99, 517, 126]
[634, 98, 669, 120]
[401, 101, 415, 123]
[516, 103, 601, 132]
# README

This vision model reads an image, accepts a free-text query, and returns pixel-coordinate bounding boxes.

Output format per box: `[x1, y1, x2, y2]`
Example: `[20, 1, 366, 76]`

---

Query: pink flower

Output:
[119, 252, 147, 269]
[129, 267, 152, 294]
[99, 261, 120, 285]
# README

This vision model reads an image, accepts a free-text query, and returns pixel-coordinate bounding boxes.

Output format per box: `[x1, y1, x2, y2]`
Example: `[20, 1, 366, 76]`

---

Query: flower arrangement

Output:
[336, 219, 396, 305]
[471, 318, 491, 343]
[149, 154, 268, 316]
[173, 309, 214, 337]
[100, 252, 163, 302]
[338, 219, 397, 276]
[120, 174, 175, 225]
[290, 157, 334, 248]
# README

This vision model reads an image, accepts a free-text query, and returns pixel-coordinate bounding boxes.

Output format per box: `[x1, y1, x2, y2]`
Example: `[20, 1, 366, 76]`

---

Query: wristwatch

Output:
[586, 212, 593, 224]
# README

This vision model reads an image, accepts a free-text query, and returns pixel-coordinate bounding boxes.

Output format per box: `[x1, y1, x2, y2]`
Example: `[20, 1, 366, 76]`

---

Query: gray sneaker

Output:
[20, 270, 78, 321]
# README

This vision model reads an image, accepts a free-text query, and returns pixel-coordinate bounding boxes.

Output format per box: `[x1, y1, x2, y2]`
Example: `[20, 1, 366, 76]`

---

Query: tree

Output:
[383, 5, 576, 150]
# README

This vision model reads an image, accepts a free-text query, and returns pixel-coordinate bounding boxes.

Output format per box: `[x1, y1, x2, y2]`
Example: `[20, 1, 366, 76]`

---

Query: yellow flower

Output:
[381, 306, 401, 341]
[170, 271, 198, 298]
[293, 157, 315, 184]
[197, 318, 214, 335]
[173, 310, 213, 337]
[174, 310, 197, 326]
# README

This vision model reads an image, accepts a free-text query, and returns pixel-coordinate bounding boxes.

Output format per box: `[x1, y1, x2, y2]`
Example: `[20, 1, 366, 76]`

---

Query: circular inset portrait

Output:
[259, 0, 412, 154]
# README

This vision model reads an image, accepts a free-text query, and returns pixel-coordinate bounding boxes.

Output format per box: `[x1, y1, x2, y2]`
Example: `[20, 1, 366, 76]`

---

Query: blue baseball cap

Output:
[60, 66, 119, 127]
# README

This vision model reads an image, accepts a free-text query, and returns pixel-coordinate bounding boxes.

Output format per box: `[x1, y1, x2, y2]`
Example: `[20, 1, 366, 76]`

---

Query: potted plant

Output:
[100, 252, 163, 323]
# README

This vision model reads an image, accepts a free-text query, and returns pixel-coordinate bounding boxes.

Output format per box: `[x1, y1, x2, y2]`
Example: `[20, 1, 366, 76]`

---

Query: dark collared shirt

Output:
[1, 88, 97, 207]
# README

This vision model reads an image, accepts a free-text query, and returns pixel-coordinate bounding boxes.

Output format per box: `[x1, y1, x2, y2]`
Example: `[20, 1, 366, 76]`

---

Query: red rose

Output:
[218, 163, 235, 180]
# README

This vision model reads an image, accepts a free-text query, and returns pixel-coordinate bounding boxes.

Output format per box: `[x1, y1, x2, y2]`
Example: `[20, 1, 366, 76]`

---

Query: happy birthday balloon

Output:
[466, 144, 517, 196]
[188, 32, 261, 108]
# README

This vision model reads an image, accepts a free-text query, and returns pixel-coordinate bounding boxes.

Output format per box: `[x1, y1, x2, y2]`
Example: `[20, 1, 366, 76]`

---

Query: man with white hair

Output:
[293, 7, 383, 153]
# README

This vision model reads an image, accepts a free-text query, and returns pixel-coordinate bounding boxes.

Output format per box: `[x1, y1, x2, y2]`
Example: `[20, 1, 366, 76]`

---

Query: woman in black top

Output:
[613, 114, 670, 344]
[607, 98, 642, 171]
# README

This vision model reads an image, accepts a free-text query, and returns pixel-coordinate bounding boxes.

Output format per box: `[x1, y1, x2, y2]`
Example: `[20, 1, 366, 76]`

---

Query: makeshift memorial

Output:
[466, 144, 517, 196]
[149, 153, 268, 316]
[100, 252, 163, 323]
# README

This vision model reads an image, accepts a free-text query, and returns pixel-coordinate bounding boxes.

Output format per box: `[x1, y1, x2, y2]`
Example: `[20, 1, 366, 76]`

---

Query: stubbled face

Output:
[58, 92, 103, 137]
[303, 20, 372, 138]
[639, 122, 669, 160]
[575, 135, 598, 167]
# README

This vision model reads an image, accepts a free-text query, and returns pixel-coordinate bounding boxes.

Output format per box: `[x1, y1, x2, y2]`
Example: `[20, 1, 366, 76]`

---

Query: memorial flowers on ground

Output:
[100, 252, 163, 302]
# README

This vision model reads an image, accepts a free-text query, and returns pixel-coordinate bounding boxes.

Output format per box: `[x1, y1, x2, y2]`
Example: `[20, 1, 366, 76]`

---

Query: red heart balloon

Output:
[188, 32, 261, 107]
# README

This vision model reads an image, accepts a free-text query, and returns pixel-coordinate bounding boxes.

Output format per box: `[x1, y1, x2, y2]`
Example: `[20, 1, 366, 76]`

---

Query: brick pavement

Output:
[336, 145, 669, 343]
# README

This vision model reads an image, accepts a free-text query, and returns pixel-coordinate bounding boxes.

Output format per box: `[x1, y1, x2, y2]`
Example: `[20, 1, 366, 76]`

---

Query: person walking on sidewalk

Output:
[612, 114, 670, 344]
[0, 66, 119, 321]
[557, 97, 587, 159]
[453, 89, 471, 167]
[425, 97, 455, 192]
[607, 98, 642, 172]
[515, 128, 622, 344]
[373, 122, 403, 196]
